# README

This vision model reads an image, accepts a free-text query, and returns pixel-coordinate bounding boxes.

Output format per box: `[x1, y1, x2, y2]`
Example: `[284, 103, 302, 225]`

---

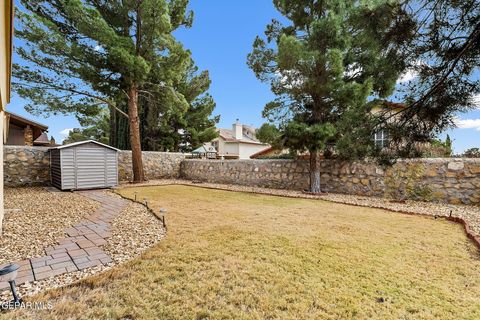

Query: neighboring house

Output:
[4, 111, 55, 146]
[370, 100, 406, 149]
[211, 121, 270, 159]
[252, 101, 445, 159]
[0, 0, 14, 233]
[372, 100, 450, 156]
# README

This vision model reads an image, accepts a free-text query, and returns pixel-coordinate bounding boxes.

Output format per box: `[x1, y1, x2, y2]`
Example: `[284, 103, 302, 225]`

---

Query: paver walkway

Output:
[0, 190, 128, 291]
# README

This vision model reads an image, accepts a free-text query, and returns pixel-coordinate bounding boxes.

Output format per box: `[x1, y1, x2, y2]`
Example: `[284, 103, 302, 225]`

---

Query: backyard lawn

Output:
[4, 185, 480, 319]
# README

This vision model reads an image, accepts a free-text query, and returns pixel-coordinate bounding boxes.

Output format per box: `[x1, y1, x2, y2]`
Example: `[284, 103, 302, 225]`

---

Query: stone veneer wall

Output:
[117, 150, 185, 181]
[4, 146, 51, 186]
[3, 146, 185, 187]
[181, 158, 480, 204]
[3, 146, 480, 204]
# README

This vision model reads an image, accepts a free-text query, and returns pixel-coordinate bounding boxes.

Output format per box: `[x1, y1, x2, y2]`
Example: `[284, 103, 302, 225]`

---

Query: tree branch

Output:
[379, 21, 480, 125]
[14, 81, 130, 119]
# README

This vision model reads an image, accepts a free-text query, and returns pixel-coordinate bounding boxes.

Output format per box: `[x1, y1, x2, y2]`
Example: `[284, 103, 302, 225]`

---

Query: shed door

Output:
[75, 145, 108, 189]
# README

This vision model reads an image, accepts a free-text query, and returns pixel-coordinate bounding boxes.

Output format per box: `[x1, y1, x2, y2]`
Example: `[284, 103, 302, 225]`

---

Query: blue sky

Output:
[8, 0, 480, 154]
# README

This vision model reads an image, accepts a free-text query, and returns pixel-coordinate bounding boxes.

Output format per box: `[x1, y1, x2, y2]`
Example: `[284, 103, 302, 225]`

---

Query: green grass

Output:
[3, 185, 480, 319]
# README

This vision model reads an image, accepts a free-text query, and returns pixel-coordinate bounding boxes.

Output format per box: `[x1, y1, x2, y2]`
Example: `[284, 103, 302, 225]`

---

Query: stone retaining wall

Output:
[4, 146, 479, 204]
[181, 158, 480, 204]
[3, 146, 185, 187]
[4, 146, 51, 187]
[118, 151, 185, 181]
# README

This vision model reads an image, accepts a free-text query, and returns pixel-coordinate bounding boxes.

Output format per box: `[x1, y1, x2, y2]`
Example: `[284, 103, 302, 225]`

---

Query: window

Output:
[212, 140, 219, 151]
[374, 129, 390, 149]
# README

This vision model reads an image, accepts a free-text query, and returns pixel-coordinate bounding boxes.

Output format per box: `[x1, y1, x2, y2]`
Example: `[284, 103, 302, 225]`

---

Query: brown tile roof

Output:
[34, 132, 50, 145]
[250, 147, 274, 159]
[381, 101, 407, 109]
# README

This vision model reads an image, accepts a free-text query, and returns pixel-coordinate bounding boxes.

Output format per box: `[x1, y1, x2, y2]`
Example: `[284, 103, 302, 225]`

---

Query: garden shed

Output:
[50, 140, 119, 190]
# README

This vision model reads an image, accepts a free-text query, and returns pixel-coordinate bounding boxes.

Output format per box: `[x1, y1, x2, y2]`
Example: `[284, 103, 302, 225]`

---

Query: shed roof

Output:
[52, 140, 120, 151]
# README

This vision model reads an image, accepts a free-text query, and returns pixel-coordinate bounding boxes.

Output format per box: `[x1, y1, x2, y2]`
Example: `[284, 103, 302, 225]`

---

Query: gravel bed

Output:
[1, 187, 99, 265]
[1, 190, 165, 301]
[103, 194, 166, 264]
[120, 179, 480, 237]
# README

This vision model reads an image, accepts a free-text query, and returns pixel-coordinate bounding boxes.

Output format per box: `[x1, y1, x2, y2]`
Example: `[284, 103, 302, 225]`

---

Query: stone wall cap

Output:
[4, 145, 51, 150]
[183, 159, 305, 164]
[118, 150, 185, 156]
[183, 157, 480, 164]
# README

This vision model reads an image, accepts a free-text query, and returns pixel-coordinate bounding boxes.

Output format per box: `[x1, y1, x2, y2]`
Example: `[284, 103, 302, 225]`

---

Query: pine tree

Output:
[444, 134, 452, 157]
[13, 0, 193, 183]
[137, 58, 218, 152]
[63, 109, 110, 145]
[248, 0, 413, 193]
[178, 62, 219, 151]
[388, 0, 480, 150]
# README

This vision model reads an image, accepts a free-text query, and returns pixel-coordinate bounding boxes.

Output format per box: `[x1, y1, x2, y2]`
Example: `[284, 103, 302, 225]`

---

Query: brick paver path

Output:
[0, 190, 127, 291]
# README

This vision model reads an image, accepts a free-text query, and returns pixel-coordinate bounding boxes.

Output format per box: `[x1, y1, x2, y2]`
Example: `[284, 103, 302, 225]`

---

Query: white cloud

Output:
[59, 128, 73, 136]
[454, 118, 480, 131]
[397, 69, 418, 84]
[396, 60, 428, 84]
[94, 45, 102, 51]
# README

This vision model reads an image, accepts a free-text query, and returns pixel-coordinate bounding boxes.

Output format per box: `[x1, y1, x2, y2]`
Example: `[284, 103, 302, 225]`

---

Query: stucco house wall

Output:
[222, 143, 239, 157]
[238, 143, 271, 160]
[0, 0, 14, 234]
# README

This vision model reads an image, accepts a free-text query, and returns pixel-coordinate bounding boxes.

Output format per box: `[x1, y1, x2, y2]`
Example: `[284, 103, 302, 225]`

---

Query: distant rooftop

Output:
[218, 127, 264, 145]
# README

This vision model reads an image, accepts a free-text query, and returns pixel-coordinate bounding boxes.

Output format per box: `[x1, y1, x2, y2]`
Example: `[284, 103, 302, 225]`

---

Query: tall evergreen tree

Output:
[444, 134, 452, 157]
[13, 0, 193, 183]
[387, 0, 480, 152]
[63, 109, 110, 145]
[248, 0, 413, 193]
[139, 59, 218, 152]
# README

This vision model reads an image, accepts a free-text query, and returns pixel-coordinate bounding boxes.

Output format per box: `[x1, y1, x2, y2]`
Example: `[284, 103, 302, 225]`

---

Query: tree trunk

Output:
[127, 83, 145, 183]
[309, 150, 322, 193]
[109, 106, 117, 148]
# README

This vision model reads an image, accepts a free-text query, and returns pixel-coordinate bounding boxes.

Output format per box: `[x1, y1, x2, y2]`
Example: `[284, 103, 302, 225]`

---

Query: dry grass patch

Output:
[3, 185, 480, 319]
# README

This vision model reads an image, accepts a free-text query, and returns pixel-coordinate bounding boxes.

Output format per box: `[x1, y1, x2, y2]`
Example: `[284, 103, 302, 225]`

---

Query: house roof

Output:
[53, 140, 119, 151]
[382, 101, 407, 109]
[5, 111, 48, 142]
[34, 132, 51, 145]
[6, 111, 48, 131]
[218, 128, 265, 145]
[250, 147, 275, 159]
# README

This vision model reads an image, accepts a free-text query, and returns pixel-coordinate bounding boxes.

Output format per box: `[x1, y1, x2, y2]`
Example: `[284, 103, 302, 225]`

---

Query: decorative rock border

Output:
[0, 191, 128, 291]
